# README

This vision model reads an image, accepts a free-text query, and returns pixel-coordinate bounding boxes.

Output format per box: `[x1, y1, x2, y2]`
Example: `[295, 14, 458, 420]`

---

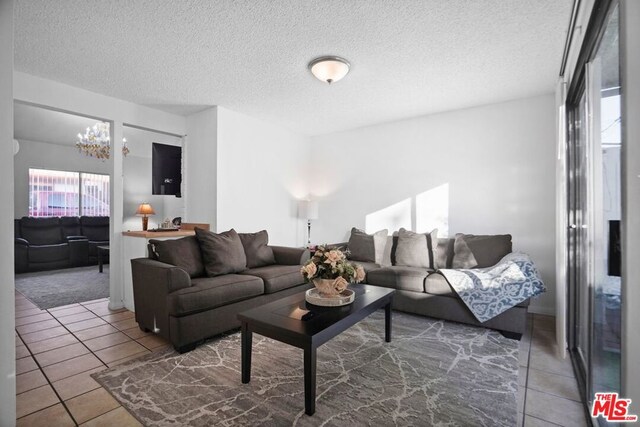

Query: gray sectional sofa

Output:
[131, 227, 528, 354]
[334, 232, 529, 338]
[131, 230, 311, 353]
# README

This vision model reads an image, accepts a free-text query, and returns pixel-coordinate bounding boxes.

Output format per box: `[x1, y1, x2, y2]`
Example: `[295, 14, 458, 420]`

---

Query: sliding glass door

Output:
[567, 3, 621, 423]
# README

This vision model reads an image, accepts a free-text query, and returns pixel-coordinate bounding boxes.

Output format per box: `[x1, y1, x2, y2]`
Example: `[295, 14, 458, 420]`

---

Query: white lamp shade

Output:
[298, 200, 319, 220]
[309, 57, 350, 84]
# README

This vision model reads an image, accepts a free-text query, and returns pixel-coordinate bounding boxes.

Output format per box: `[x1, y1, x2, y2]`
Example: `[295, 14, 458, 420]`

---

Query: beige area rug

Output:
[94, 311, 519, 426]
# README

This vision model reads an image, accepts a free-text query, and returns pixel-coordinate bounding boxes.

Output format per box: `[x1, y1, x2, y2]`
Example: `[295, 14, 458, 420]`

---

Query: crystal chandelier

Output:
[76, 122, 129, 159]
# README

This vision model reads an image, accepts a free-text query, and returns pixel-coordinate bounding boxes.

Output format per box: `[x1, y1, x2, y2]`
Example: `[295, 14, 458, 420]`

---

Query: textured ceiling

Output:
[14, 1, 573, 136]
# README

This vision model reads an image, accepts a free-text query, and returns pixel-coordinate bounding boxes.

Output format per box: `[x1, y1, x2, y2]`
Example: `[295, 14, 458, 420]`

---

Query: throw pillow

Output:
[238, 230, 276, 268]
[394, 228, 439, 269]
[149, 236, 205, 278]
[195, 228, 247, 277]
[452, 234, 513, 268]
[347, 227, 388, 264]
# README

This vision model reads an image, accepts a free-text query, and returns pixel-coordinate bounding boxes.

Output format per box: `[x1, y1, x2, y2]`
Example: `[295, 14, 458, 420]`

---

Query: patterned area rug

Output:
[15, 265, 109, 309]
[94, 311, 519, 426]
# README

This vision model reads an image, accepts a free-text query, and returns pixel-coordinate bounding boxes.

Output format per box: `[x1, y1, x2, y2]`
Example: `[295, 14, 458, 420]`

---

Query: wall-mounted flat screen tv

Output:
[152, 143, 182, 197]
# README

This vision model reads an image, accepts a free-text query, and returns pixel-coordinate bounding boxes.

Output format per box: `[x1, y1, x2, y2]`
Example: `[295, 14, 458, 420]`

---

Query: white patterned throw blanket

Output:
[439, 252, 545, 322]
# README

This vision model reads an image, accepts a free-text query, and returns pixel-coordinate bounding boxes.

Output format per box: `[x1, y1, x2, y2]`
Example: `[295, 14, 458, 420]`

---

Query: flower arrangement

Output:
[301, 245, 366, 296]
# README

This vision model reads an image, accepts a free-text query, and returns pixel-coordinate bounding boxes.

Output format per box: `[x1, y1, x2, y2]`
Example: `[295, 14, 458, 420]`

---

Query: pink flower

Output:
[301, 262, 317, 278]
[325, 250, 342, 264]
[333, 276, 348, 293]
[355, 265, 366, 283]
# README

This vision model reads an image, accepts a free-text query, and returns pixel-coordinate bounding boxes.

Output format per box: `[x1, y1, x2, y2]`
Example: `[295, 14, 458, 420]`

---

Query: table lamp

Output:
[298, 200, 319, 246]
[136, 203, 155, 231]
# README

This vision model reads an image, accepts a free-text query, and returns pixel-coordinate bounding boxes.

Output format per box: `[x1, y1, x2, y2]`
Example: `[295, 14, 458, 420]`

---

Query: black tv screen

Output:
[152, 143, 182, 196]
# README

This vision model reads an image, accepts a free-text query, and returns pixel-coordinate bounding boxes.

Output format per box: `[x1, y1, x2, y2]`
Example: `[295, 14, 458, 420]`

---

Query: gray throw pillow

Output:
[195, 228, 247, 277]
[348, 227, 387, 264]
[238, 230, 276, 268]
[452, 234, 513, 269]
[149, 236, 205, 278]
[394, 228, 438, 269]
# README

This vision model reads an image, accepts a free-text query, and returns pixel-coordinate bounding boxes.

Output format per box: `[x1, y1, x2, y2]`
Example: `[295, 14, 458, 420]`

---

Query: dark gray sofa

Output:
[131, 237, 311, 353]
[337, 237, 529, 338]
[15, 216, 110, 273]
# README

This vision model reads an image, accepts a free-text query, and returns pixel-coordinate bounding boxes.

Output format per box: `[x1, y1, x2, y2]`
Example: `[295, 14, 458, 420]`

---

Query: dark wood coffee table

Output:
[237, 283, 395, 416]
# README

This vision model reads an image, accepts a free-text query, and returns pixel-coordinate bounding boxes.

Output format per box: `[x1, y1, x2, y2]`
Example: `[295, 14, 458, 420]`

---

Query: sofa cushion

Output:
[20, 217, 63, 245]
[149, 236, 205, 278]
[436, 238, 455, 269]
[195, 228, 247, 277]
[80, 216, 110, 241]
[348, 228, 387, 264]
[356, 261, 380, 273]
[238, 230, 276, 268]
[366, 266, 430, 293]
[29, 244, 69, 263]
[60, 217, 82, 238]
[394, 228, 438, 269]
[168, 274, 264, 316]
[452, 234, 513, 269]
[240, 265, 304, 294]
[424, 273, 455, 296]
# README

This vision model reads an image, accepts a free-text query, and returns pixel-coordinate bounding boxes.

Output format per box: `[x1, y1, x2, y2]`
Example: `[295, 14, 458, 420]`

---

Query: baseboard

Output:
[527, 304, 555, 316]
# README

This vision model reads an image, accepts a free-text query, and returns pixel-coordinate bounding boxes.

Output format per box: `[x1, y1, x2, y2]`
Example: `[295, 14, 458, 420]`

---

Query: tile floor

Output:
[519, 313, 590, 426]
[14, 291, 169, 426]
[14, 291, 590, 426]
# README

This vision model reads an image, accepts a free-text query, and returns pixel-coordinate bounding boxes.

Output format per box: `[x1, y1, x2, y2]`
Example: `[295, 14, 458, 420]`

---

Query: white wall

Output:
[185, 107, 217, 228]
[216, 107, 309, 246]
[13, 139, 111, 217]
[620, 0, 640, 409]
[0, 0, 16, 422]
[309, 95, 557, 314]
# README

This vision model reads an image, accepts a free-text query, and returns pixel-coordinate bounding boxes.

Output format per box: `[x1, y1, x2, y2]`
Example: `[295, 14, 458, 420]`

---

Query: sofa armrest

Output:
[15, 238, 29, 246]
[131, 258, 192, 294]
[66, 235, 89, 242]
[270, 246, 310, 265]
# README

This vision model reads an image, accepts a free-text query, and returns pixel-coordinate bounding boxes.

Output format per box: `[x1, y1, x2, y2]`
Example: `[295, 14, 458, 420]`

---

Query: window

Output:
[28, 168, 110, 217]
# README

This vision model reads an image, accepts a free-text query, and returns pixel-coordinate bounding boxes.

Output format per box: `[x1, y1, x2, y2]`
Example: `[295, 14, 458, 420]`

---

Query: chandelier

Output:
[76, 122, 130, 159]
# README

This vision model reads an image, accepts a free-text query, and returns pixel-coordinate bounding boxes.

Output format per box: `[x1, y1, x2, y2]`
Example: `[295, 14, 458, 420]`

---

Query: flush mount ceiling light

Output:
[308, 56, 350, 84]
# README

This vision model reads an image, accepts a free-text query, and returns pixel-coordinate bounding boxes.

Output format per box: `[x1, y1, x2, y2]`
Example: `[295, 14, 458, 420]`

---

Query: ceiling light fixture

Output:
[76, 122, 129, 160]
[308, 56, 350, 84]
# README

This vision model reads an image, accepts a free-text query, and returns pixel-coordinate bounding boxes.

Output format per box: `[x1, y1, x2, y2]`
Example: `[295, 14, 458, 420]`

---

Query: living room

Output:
[1, 1, 639, 426]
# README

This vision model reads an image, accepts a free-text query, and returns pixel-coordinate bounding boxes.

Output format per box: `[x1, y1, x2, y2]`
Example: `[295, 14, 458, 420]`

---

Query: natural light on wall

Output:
[416, 183, 449, 237]
[365, 198, 411, 234]
[364, 184, 450, 235]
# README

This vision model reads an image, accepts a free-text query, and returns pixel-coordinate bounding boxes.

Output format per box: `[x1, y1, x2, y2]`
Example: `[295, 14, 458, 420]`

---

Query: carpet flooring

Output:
[15, 265, 109, 309]
[94, 311, 519, 426]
